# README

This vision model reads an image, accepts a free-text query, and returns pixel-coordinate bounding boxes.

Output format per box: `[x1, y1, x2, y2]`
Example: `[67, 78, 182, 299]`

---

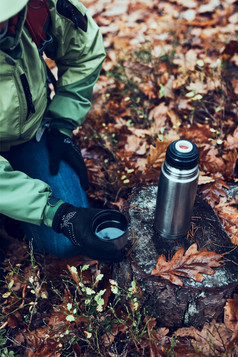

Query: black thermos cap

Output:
[165, 140, 199, 170]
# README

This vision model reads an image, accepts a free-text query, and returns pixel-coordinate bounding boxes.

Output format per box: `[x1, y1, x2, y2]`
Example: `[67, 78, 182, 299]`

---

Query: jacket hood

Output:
[0, 6, 27, 57]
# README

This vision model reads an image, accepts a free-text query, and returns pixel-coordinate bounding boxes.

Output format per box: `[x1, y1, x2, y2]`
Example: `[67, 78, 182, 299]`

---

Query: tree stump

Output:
[113, 186, 238, 329]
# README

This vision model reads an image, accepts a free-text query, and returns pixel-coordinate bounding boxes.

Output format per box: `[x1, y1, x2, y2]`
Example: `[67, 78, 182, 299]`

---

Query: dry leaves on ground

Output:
[224, 293, 238, 350]
[176, 319, 238, 356]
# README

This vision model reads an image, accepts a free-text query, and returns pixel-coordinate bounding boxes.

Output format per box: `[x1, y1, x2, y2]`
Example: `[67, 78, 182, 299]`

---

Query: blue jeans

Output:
[3, 135, 89, 258]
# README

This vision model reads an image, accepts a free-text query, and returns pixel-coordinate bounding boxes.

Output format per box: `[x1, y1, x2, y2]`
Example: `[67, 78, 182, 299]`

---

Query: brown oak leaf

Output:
[150, 243, 222, 286]
[224, 294, 238, 332]
[215, 198, 238, 245]
[224, 294, 238, 351]
[198, 174, 229, 208]
[176, 320, 235, 356]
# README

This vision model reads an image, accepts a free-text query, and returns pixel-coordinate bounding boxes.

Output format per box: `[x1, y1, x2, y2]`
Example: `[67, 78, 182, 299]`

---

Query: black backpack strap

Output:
[56, 0, 88, 32]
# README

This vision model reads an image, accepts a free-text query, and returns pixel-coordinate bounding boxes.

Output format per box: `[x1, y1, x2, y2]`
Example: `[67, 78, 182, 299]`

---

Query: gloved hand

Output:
[46, 128, 89, 190]
[52, 203, 124, 262]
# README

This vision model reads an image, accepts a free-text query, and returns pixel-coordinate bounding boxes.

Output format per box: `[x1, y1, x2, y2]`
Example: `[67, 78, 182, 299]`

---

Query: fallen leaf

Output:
[149, 102, 169, 130]
[224, 127, 238, 150]
[147, 139, 169, 168]
[224, 294, 238, 331]
[199, 174, 229, 208]
[150, 243, 222, 286]
[185, 49, 199, 70]
[224, 294, 238, 351]
[182, 9, 196, 22]
[198, 0, 220, 13]
[176, 320, 234, 356]
[125, 134, 147, 155]
[15, 328, 62, 357]
[103, 4, 129, 17]
[231, 78, 238, 95]
[229, 13, 238, 24]
[147, 318, 169, 357]
[67, 265, 80, 285]
[101, 322, 127, 347]
[167, 109, 182, 129]
[221, 40, 238, 57]
[176, 0, 197, 8]
[222, 149, 238, 179]
[216, 199, 238, 245]
[198, 173, 215, 185]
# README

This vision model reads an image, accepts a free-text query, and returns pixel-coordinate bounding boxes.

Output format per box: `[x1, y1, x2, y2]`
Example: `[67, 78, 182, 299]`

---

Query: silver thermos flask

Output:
[154, 139, 199, 239]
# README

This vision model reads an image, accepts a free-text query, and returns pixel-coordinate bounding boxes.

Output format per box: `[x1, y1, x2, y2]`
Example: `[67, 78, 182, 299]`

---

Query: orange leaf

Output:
[224, 128, 238, 150]
[224, 294, 238, 331]
[199, 174, 229, 208]
[215, 198, 238, 245]
[67, 265, 80, 285]
[147, 139, 170, 168]
[151, 243, 222, 286]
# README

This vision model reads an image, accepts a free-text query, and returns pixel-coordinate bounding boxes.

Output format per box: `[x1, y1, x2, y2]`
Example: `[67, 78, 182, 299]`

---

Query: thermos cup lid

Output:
[91, 210, 129, 250]
[166, 139, 199, 170]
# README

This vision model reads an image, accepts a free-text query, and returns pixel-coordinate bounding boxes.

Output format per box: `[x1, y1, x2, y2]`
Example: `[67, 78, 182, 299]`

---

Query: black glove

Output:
[52, 203, 125, 262]
[46, 128, 89, 191]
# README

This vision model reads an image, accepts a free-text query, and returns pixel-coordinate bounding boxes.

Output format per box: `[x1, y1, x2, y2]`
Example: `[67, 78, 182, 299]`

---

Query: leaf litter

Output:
[1, 0, 238, 355]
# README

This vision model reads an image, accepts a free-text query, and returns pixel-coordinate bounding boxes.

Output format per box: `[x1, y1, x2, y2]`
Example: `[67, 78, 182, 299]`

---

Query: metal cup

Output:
[91, 210, 129, 250]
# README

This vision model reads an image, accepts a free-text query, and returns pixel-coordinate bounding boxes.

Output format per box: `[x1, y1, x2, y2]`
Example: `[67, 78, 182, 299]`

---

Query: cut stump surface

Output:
[114, 186, 238, 329]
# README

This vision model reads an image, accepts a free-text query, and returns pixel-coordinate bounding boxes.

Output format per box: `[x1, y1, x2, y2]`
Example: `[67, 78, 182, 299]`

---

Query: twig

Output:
[0, 321, 8, 330]
[222, 258, 238, 266]
[126, 228, 138, 257]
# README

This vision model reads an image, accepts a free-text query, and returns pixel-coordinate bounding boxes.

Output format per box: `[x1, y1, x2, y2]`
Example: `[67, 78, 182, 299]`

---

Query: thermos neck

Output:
[163, 160, 199, 180]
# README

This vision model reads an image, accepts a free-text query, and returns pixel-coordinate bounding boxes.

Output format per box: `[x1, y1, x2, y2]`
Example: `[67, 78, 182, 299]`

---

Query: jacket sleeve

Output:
[44, 0, 106, 129]
[0, 156, 53, 226]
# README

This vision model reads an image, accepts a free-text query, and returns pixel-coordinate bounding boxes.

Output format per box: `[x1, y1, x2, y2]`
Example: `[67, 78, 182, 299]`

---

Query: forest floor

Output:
[0, 0, 238, 356]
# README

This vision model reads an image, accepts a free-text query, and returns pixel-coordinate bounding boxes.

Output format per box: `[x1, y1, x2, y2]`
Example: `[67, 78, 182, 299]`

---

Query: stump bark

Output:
[113, 186, 238, 329]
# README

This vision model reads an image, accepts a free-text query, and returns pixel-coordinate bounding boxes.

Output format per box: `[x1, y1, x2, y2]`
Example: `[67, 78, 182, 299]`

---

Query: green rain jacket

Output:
[0, 0, 106, 226]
